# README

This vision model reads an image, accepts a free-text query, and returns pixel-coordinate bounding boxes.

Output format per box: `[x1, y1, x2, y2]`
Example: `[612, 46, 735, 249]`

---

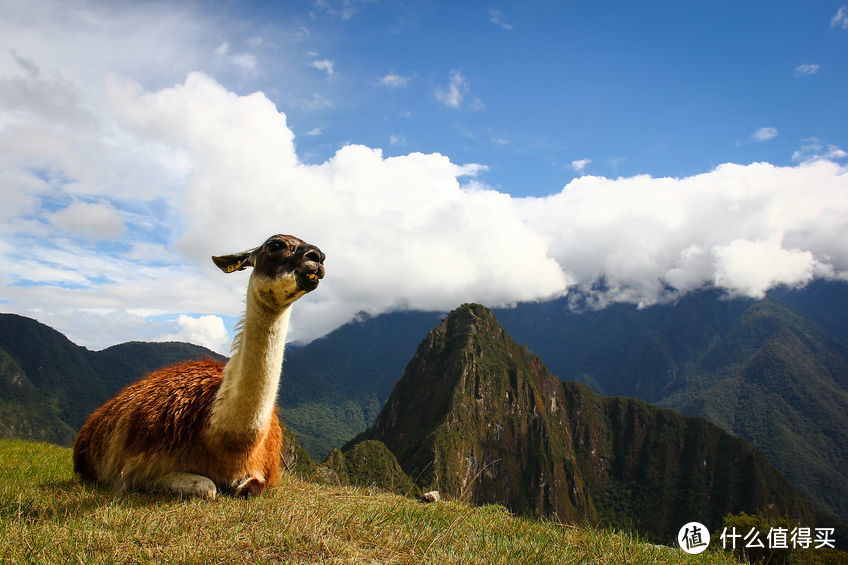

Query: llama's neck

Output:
[209, 281, 291, 435]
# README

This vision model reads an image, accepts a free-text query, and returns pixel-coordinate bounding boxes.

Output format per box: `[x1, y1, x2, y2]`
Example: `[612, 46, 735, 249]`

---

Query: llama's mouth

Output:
[295, 270, 322, 290]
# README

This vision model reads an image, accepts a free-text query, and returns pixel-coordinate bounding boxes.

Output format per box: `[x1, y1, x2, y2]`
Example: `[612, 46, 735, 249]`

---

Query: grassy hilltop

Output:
[0, 439, 737, 564]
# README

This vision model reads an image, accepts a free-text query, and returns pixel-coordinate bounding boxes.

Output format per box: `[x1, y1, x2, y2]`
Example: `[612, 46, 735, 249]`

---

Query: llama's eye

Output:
[266, 240, 284, 252]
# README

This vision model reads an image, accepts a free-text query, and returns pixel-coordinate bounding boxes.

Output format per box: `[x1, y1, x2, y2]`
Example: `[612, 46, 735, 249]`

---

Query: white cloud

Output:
[6, 64, 848, 349]
[750, 127, 778, 142]
[831, 5, 848, 29]
[103, 73, 567, 342]
[49, 201, 126, 240]
[0, 169, 47, 220]
[571, 158, 592, 173]
[158, 314, 230, 354]
[435, 69, 471, 109]
[305, 127, 324, 137]
[488, 9, 513, 30]
[713, 240, 824, 298]
[792, 138, 848, 163]
[794, 63, 820, 77]
[378, 72, 412, 88]
[517, 160, 848, 308]
[2, 1, 848, 354]
[106, 75, 848, 340]
[310, 58, 335, 76]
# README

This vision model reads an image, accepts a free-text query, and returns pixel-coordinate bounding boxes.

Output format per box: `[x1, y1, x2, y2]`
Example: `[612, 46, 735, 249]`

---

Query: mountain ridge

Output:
[0, 313, 226, 444]
[278, 281, 848, 521]
[349, 303, 822, 543]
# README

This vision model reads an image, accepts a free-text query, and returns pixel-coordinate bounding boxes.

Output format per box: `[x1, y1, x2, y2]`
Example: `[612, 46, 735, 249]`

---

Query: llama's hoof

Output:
[234, 476, 266, 498]
[193, 478, 218, 500]
[161, 473, 217, 499]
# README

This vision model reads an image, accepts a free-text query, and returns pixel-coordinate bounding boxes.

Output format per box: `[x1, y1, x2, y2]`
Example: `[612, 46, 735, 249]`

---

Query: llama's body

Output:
[73, 234, 325, 498]
[73, 359, 283, 496]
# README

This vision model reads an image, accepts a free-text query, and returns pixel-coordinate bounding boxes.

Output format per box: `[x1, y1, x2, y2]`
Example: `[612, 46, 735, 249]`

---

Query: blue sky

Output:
[244, 1, 848, 192]
[0, 0, 847, 353]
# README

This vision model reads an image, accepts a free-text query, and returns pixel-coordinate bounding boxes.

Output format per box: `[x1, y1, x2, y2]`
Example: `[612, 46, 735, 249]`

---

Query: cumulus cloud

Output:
[712, 240, 824, 298]
[158, 314, 230, 354]
[49, 201, 126, 240]
[103, 73, 567, 341]
[517, 161, 848, 308]
[98, 74, 848, 342]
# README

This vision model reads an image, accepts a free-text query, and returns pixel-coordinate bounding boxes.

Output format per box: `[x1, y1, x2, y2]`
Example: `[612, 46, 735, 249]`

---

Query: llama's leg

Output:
[154, 472, 217, 499]
[232, 475, 266, 498]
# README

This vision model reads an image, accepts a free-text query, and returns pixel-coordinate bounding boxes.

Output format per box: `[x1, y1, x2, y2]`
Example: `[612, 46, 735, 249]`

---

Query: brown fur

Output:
[73, 359, 282, 496]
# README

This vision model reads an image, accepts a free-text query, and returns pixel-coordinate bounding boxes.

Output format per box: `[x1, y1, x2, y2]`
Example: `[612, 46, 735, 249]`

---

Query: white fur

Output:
[209, 273, 300, 434]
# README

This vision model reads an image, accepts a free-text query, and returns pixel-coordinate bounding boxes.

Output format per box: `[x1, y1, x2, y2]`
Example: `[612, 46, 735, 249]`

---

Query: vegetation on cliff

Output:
[353, 304, 823, 544]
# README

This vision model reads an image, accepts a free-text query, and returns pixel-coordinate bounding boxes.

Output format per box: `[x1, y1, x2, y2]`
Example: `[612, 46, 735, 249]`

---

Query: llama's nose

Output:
[300, 245, 324, 264]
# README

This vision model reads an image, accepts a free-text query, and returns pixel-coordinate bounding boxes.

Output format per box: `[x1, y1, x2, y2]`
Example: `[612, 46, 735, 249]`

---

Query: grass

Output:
[0, 439, 740, 564]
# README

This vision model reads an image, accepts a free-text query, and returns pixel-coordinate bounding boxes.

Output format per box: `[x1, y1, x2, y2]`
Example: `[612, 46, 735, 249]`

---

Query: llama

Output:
[73, 234, 325, 499]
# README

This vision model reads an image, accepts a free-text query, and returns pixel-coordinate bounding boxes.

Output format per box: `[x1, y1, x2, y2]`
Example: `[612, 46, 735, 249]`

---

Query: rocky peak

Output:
[369, 303, 594, 522]
[356, 303, 820, 543]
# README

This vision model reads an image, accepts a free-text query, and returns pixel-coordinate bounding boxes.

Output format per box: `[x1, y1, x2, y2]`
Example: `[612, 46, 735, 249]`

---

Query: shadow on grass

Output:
[1, 477, 199, 524]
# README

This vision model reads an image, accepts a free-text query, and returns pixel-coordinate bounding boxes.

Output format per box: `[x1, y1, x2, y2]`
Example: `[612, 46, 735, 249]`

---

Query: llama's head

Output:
[212, 234, 325, 310]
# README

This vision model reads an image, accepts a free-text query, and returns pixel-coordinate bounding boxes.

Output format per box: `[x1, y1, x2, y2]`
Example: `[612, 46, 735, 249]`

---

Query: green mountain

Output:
[279, 311, 445, 458]
[0, 313, 226, 443]
[323, 439, 418, 497]
[279, 282, 848, 522]
[496, 289, 848, 521]
[658, 301, 848, 521]
[350, 304, 819, 542]
[0, 346, 75, 445]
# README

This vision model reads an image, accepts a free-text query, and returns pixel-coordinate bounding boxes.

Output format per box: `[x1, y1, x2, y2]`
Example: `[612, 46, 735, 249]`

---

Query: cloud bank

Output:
[103, 72, 567, 341]
[517, 161, 847, 306]
[101, 74, 848, 340]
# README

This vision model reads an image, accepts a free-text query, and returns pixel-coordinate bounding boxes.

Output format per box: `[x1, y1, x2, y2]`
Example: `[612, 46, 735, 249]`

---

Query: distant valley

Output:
[2, 280, 848, 526]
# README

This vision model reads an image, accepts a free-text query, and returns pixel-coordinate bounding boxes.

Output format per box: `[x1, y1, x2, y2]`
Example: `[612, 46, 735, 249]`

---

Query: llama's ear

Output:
[212, 248, 257, 273]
